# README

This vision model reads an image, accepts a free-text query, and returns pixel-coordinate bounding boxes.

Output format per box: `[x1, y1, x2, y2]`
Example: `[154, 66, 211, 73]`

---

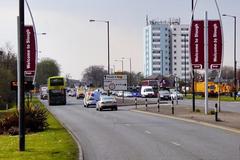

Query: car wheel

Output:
[115, 107, 118, 111]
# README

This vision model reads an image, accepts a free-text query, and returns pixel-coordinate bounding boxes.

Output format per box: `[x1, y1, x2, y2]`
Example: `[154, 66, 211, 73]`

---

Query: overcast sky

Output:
[0, 0, 239, 80]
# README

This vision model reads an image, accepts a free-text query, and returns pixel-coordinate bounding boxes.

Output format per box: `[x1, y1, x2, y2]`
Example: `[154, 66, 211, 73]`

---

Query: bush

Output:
[208, 110, 215, 115]
[0, 105, 49, 135]
[196, 108, 201, 113]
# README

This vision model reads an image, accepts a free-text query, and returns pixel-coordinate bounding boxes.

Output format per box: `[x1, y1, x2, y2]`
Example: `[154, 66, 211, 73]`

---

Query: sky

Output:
[0, 0, 240, 80]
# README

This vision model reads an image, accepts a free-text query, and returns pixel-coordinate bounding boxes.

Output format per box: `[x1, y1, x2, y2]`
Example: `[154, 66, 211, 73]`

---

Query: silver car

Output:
[170, 91, 184, 100]
[159, 90, 171, 100]
[96, 96, 118, 111]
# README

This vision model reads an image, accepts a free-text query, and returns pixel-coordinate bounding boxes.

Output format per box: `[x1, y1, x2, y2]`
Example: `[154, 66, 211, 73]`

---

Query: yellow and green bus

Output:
[47, 76, 66, 105]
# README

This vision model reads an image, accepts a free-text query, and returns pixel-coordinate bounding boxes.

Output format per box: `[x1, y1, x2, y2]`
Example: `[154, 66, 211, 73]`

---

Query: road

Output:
[42, 97, 240, 160]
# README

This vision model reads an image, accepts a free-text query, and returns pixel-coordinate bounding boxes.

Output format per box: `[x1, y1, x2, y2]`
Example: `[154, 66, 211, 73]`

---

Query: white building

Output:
[144, 18, 191, 80]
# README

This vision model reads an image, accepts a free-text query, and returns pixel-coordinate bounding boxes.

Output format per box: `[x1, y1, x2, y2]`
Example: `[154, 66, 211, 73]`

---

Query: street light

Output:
[89, 19, 110, 74]
[115, 59, 124, 73]
[182, 34, 188, 96]
[122, 57, 132, 86]
[222, 14, 237, 100]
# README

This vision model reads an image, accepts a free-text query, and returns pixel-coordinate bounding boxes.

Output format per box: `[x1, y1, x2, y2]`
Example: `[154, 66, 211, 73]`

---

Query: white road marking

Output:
[145, 130, 151, 134]
[171, 141, 181, 146]
[125, 124, 131, 126]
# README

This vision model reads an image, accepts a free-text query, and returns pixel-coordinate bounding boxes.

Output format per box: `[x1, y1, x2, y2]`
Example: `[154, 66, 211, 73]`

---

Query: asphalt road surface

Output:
[42, 97, 240, 160]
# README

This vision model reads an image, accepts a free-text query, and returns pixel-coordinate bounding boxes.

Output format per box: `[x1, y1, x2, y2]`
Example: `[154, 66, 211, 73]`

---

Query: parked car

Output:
[96, 95, 118, 111]
[124, 91, 133, 97]
[159, 90, 171, 100]
[170, 91, 184, 100]
[141, 86, 155, 98]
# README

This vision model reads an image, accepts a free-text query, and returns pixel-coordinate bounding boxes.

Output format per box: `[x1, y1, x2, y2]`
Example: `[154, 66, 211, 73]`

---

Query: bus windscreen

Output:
[50, 78, 64, 86]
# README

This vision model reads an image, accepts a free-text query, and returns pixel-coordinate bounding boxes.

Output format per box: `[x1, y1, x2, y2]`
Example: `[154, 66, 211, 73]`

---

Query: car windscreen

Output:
[159, 90, 169, 94]
[144, 88, 153, 92]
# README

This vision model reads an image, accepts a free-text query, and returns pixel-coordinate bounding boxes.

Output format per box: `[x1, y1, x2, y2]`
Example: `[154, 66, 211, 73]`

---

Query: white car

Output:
[141, 86, 155, 98]
[96, 95, 118, 111]
[170, 91, 184, 100]
[159, 90, 171, 100]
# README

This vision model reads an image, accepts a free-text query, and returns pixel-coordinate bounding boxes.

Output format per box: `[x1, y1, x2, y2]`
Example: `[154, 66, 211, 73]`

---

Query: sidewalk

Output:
[134, 103, 240, 131]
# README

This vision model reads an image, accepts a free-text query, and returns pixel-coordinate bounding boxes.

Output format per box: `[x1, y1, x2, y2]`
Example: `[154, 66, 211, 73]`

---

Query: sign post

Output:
[190, 15, 223, 115]
[204, 11, 209, 115]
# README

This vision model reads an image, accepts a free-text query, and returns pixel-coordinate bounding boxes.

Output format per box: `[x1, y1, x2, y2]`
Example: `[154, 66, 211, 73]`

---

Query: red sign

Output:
[24, 25, 36, 77]
[190, 20, 205, 69]
[208, 20, 222, 69]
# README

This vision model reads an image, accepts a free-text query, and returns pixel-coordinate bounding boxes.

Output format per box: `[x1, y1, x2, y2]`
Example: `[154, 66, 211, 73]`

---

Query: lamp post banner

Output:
[190, 20, 205, 69]
[208, 20, 222, 70]
[24, 25, 36, 77]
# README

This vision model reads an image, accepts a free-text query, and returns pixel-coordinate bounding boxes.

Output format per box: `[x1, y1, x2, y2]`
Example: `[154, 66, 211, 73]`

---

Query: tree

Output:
[82, 65, 107, 87]
[221, 66, 234, 82]
[35, 58, 60, 86]
[0, 43, 17, 104]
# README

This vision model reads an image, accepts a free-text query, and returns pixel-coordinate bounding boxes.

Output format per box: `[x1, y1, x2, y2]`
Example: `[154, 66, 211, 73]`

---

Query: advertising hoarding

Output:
[208, 20, 222, 69]
[190, 20, 205, 69]
[24, 25, 36, 77]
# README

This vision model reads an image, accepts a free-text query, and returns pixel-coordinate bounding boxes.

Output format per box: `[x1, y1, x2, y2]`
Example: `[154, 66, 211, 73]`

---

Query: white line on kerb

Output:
[171, 141, 181, 146]
[145, 130, 151, 134]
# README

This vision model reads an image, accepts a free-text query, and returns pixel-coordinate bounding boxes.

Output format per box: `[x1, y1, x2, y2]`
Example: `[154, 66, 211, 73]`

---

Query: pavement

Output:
[116, 97, 240, 133]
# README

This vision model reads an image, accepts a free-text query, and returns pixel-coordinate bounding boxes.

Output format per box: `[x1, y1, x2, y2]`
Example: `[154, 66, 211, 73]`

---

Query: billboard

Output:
[208, 20, 222, 69]
[190, 20, 205, 69]
[24, 25, 36, 77]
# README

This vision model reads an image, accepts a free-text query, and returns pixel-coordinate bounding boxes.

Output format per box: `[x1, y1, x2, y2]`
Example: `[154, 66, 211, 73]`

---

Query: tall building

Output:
[144, 18, 191, 80]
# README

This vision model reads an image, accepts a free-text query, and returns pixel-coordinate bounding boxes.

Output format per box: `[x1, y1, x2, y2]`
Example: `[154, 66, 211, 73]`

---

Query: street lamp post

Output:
[115, 59, 124, 73]
[122, 57, 132, 86]
[222, 14, 237, 100]
[89, 19, 110, 74]
[183, 34, 187, 96]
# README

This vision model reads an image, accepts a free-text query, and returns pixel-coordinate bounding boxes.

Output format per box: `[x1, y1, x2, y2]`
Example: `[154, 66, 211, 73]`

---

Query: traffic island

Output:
[134, 104, 240, 131]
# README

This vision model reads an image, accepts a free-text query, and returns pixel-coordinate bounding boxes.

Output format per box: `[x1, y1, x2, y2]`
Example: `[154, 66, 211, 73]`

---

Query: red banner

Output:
[24, 25, 36, 77]
[208, 20, 222, 69]
[190, 20, 205, 69]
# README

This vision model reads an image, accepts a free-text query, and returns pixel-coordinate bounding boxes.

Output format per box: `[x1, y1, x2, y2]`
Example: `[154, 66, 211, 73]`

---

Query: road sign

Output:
[104, 75, 127, 91]
[11, 81, 34, 91]
[104, 75, 127, 80]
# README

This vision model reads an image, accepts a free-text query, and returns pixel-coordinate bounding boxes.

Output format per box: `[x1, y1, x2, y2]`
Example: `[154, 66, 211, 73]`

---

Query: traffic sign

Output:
[104, 75, 127, 91]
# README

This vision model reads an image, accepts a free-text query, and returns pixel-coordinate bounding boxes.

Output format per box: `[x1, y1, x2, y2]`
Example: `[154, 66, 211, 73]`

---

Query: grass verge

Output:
[0, 98, 78, 160]
[185, 94, 240, 102]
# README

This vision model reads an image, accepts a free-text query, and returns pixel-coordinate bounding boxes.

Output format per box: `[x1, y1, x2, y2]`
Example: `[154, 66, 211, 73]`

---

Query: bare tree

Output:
[82, 65, 107, 87]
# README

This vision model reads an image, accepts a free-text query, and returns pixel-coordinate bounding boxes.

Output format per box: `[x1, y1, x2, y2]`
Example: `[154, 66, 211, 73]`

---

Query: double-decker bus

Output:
[47, 76, 66, 105]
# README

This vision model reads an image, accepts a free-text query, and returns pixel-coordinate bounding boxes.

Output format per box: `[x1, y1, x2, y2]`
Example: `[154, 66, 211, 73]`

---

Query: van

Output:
[141, 86, 155, 98]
